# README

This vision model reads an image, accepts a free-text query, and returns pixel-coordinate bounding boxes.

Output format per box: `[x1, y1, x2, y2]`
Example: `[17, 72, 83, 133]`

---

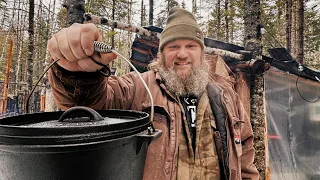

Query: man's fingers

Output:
[55, 28, 78, 61]
[101, 53, 118, 65]
[77, 53, 106, 72]
[68, 23, 87, 60]
[47, 23, 112, 72]
[47, 34, 66, 61]
[56, 59, 80, 72]
[80, 23, 100, 56]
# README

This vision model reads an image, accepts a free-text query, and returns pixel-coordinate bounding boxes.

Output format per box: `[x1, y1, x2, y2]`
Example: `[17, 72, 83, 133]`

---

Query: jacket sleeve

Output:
[238, 97, 260, 180]
[48, 63, 135, 110]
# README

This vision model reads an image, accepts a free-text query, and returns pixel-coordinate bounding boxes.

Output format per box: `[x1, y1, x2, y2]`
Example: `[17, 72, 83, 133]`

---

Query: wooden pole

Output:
[1, 39, 13, 114]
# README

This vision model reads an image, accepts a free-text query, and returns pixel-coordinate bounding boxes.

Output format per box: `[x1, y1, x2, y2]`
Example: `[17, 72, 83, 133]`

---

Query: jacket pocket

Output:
[142, 104, 170, 120]
[143, 112, 170, 180]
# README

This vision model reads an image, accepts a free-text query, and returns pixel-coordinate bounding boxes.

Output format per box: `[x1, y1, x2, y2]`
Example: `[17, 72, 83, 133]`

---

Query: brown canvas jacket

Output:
[49, 58, 259, 180]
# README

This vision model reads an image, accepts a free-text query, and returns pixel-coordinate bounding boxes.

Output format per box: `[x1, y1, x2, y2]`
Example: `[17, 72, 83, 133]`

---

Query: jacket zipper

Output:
[220, 90, 231, 180]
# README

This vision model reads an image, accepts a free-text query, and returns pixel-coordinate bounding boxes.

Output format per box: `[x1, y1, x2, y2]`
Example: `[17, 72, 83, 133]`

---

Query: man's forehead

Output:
[165, 39, 200, 45]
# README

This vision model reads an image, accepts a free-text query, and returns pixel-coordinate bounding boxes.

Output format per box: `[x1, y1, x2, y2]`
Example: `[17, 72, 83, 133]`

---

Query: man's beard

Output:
[157, 58, 210, 97]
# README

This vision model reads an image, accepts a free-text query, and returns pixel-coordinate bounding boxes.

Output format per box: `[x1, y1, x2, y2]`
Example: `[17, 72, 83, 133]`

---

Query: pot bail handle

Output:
[58, 106, 104, 122]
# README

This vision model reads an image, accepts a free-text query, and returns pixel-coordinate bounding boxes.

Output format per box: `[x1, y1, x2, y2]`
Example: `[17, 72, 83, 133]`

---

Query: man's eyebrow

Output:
[187, 41, 198, 45]
[167, 43, 178, 46]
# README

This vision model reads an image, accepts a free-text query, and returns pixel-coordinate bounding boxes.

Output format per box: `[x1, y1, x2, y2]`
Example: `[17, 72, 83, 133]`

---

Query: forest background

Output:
[0, 1, 319, 179]
[0, 0, 319, 99]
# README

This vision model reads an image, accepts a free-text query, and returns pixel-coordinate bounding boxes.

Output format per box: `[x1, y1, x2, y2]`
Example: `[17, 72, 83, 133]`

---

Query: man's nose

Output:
[177, 47, 187, 59]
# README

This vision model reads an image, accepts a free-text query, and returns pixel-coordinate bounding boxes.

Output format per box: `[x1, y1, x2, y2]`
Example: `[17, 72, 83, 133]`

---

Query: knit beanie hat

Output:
[159, 6, 204, 51]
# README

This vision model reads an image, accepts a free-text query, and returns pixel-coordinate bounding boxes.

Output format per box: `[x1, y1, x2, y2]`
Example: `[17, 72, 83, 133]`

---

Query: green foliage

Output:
[206, 0, 243, 43]
[155, 9, 167, 28]
[57, 8, 67, 29]
[154, 0, 178, 28]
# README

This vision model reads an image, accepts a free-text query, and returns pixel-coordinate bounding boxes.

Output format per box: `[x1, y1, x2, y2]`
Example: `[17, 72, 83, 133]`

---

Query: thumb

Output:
[94, 36, 117, 65]
[100, 52, 118, 65]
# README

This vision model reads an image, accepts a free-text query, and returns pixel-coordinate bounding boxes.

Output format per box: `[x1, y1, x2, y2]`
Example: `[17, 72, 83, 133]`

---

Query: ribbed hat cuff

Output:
[159, 24, 204, 51]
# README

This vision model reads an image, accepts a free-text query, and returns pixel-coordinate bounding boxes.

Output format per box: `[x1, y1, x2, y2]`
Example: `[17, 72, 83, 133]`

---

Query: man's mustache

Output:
[173, 57, 189, 64]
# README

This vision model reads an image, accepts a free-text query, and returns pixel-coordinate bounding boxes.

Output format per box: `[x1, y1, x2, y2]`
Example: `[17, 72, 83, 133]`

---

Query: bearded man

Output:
[47, 6, 259, 180]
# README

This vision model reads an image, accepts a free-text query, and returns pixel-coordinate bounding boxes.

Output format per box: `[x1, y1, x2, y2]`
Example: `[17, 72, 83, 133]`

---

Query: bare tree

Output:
[111, 0, 115, 48]
[26, 0, 35, 111]
[141, 0, 146, 26]
[15, 0, 24, 96]
[44, 0, 58, 112]
[286, 0, 292, 53]
[192, 0, 197, 14]
[229, 0, 235, 43]
[292, 0, 297, 56]
[149, 0, 153, 25]
[225, 0, 229, 42]
[216, 0, 221, 40]
[296, 0, 304, 64]
[0, 0, 8, 27]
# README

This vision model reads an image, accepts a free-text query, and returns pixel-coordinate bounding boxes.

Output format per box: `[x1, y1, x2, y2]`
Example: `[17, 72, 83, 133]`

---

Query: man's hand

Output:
[47, 23, 117, 72]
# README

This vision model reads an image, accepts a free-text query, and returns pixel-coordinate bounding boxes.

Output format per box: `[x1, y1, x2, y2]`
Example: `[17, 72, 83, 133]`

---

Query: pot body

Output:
[0, 108, 162, 180]
[0, 134, 149, 180]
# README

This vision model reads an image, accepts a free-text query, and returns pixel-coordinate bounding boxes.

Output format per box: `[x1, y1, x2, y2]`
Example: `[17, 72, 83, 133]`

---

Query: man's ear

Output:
[201, 50, 205, 60]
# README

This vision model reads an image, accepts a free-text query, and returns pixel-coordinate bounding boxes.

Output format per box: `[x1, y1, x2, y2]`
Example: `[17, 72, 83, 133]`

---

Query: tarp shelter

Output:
[266, 68, 320, 180]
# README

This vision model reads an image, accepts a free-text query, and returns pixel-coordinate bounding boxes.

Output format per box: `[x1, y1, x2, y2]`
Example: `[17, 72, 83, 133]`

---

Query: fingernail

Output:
[85, 49, 92, 55]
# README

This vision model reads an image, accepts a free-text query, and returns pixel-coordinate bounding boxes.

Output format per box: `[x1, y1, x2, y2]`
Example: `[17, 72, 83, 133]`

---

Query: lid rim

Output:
[0, 109, 150, 144]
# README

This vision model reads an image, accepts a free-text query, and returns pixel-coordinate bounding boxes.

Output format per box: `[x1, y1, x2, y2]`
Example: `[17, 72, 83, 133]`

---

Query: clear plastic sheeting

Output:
[265, 68, 320, 180]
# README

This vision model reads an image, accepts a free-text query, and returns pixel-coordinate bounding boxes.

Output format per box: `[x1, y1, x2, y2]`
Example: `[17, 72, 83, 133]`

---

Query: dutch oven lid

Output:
[0, 106, 151, 145]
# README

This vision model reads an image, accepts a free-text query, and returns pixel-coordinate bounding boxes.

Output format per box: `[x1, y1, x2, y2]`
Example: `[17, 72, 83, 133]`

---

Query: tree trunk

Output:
[230, 1, 235, 43]
[296, 0, 304, 64]
[285, 0, 292, 53]
[276, 0, 282, 41]
[63, 0, 85, 26]
[35, 0, 42, 81]
[125, 0, 132, 74]
[216, 0, 221, 40]
[192, 0, 197, 15]
[45, 0, 58, 112]
[141, 0, 144, 26]
[51, 0, 57, 31]
[111, 0, 115, 49]
[33, 0, 43, 112]
[15, 0, 23, 96]
[225, 0, 229, 42]
[27, 0, 35, 112]
[149, 0, 153, 25]
[292, 0, 297, 56]
[243, 0, 266, 180]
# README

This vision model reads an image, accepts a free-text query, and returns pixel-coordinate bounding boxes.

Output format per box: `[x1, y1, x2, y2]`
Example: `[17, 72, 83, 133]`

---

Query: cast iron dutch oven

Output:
[0, 106, 161, 180]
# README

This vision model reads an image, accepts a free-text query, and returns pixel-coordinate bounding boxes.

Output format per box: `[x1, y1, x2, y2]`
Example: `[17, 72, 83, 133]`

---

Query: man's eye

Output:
[187, 44, 197, 48]
[168, 45, 178, 49]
